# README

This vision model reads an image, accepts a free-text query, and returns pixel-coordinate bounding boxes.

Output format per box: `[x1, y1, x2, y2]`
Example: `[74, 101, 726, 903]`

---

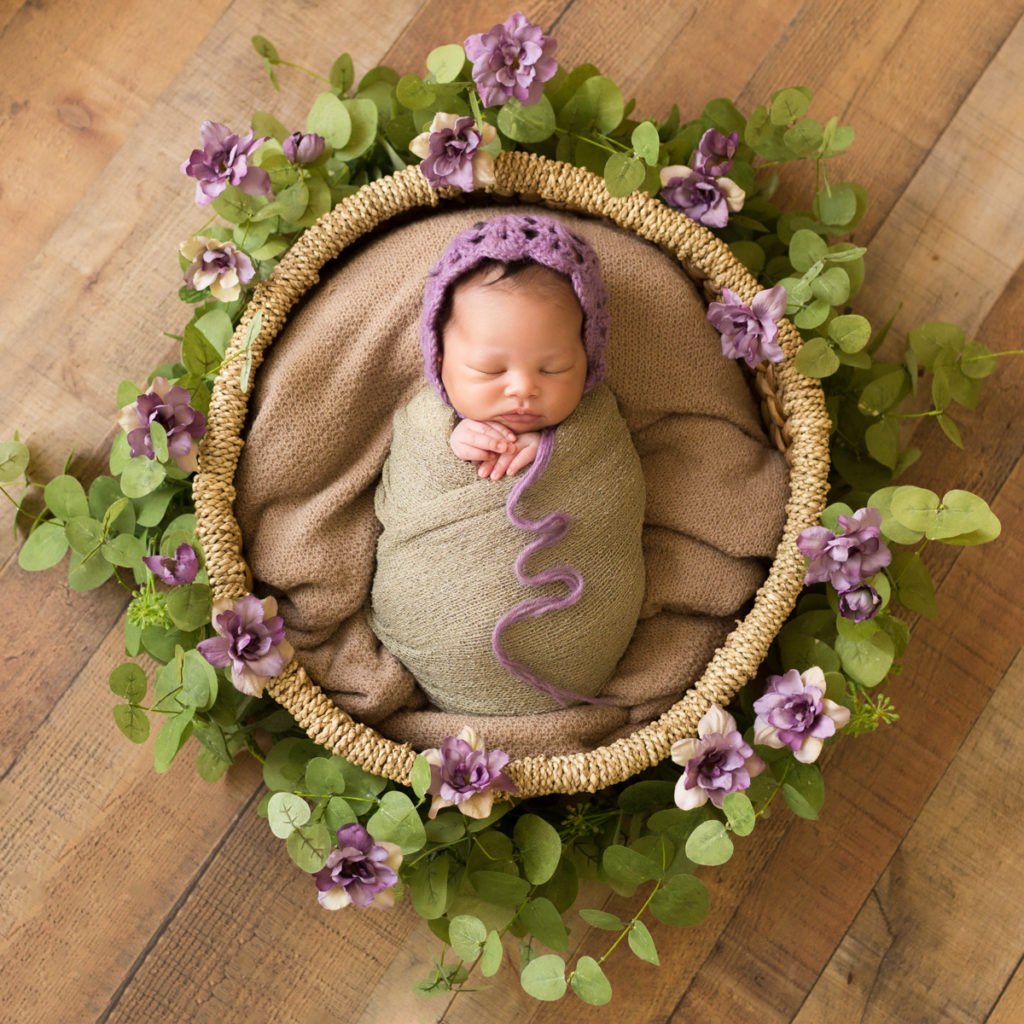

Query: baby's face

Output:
[440, 269, 587, 433]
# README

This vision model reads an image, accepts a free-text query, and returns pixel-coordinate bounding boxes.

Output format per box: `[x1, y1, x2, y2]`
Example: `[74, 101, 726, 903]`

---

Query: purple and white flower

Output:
[409, 113, 497, 192]
[464, 12, 558, 108]
[312, 823, 402, 910]
[143, 543, 199, 586]
[282, 130, 326, 165]
[706, 285, 787, 368]
[422, 726, 517, 820]
[694, 128, 739, 177]
[197, 594, 294, 697]
[180, 120, 272, 206]
[659, 161, 745, 228]
[671, 705, 765, 810]
[116, 377, 207, 473]
[838, 580, 882, 622]
[753, 666, 851, 764]
[797, 506, 892, 592]
[180, 236, 255, 303]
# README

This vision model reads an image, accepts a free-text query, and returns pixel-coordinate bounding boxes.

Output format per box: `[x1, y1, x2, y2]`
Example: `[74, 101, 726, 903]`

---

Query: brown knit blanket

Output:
[234, 206, 789, 757]
[369, 383, 646, 716]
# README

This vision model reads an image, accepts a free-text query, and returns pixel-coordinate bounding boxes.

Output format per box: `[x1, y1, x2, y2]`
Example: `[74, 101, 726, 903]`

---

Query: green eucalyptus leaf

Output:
[109, 662, 147, 702]
[324, 796, 357, 831]
[565, 75, 623, 134]
[153, 707, 195, 773]
[628, 920, 660, 965]
[44, 475, 89, 520]
[960, 340, 998, 379]
[795, 337, 840, 378]
[811, 266, 851, 305]
[579, 908, 625, 930]
[816, 183, 857, 227]
[784, 117, 823, 154]
[631, 119, 661, 163]
[868, 486, 925, 544]
[251, 35, 279, 63]
[211, 185, 255, 224]
[182, 322, 222, 376]
[480, 930, 503, 977]
[570, 955, 612, 1006]
[100, 532, 145, 570]
[519, 896, 569, 952]
[602, 845, 661, 891]
[120, 456, 166, 499]
[267, 791, 312, 838]
[789, 229, 828, 273]
[263, 737, 325, 792]
[617, 779, 675, 812]
[520, 954, 567, 1001]
[287, 821, 333, 872]
[794, 298, 831, 330]
[829, 313, 871, 352]
[721, 792, 755, 836]
[396, 73, 436, 111]
[409, 854, 449, 919]
[835, 630, 895, 687]
[684, 820, 733, 866]
[0, 440, 29, 483]
[781, 761, 825, 820]
[890, 485, 941, 532]
[409, 754, 432, 800]
[865, 417, 900, 470]
[892, 547, 940, 617]
[334, 98, 378, 160]
[603, 151, 646, 198]
[18, 521, 69, 571]
[251, 110, 288, 142]
[859, 370, 908, 417]
[770, 86, 812, 124]
[329, 52, 355, 92]
[648, 872, 710, 926]
[165, 583, 212, 632]
[449, 913, 487, 961]
[180, 648, 217, 709]
[366, 790, 426, 853]
[703, 96, 745, 133]
[307, 91, 352, 146]
[423, 811, 465, 844]
[68, 548, 115, 591]
[470, 870, 530, 907]
[498, 95, 556, 143]
[426, 43, 465, 83]
[514, 814, 562, 885]
[928, 489, 1000, 544]
[112, 703, 150, 744]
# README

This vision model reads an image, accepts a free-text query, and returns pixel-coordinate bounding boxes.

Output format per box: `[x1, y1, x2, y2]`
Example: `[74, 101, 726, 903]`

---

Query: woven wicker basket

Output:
[194, 152, 830, 799]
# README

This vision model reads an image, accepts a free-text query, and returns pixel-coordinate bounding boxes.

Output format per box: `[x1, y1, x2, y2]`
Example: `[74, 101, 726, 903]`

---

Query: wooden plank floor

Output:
[2, 1, 1022, 1021]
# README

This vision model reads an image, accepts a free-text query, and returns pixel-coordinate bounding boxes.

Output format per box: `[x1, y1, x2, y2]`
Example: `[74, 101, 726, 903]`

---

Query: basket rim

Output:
[193, 151, 831, 798]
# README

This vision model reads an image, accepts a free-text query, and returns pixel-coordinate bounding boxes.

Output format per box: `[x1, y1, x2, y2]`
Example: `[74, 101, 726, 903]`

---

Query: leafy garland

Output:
[1, 12, 1004, 1008]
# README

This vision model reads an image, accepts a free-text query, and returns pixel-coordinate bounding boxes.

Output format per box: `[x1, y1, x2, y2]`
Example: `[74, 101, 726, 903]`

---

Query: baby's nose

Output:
[504, 371, 539, 397]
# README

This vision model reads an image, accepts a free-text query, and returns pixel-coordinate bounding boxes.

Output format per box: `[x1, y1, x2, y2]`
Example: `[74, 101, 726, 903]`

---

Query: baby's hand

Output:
[477, 431, 541, 481]
[450, 418, 518, 464]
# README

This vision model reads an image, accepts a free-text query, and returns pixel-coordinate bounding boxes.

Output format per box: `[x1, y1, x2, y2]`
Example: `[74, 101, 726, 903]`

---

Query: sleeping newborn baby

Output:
[370, 214, 646, 716]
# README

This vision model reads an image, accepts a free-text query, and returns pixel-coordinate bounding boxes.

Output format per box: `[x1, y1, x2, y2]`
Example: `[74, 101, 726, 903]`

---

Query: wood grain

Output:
[1, 1, 1022, 1022]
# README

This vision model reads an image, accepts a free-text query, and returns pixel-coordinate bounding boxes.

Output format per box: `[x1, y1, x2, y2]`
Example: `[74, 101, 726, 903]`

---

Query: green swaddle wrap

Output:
[369, 384, 646, 715]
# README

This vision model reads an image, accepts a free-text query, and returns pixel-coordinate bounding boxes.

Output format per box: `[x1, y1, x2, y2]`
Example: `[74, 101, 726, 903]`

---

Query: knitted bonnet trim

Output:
[419, 212, 610, 402]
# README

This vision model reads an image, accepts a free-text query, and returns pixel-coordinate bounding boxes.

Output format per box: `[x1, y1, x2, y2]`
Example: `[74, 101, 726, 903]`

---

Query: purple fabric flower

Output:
[797, 506, 893, 591]
[282, 131, 326, 165]
[312, 824, 402, 910]
[753, 667, 851, 764]
[422, 726, 517, 819]
[143, 543, 199, 586]
[409, 113, 497, 192]
[464, 11, 558, 108]
[180, 236, 255, 303]
[180, 120, 272, 206]
[694, 128, 739, 177]
[659, 164, 745, 228]
[116, 377, 207, 473]
[706, 285, 787, 368]
[838, 581, 882, 622]
[197, 594, 294, 697]
[671, 705, 765, 810]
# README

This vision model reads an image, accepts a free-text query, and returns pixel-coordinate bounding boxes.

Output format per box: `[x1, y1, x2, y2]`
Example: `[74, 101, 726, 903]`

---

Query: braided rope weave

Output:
[194, 153, 831, 798]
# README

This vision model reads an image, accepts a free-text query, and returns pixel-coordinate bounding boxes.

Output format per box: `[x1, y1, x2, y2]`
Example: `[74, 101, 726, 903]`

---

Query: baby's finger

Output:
[488, 450, 518, 480]
[505, 446, 538, 476]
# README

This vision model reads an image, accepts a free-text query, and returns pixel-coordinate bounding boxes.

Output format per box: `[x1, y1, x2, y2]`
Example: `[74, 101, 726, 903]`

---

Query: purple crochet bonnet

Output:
[419, 212, 609, 401]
